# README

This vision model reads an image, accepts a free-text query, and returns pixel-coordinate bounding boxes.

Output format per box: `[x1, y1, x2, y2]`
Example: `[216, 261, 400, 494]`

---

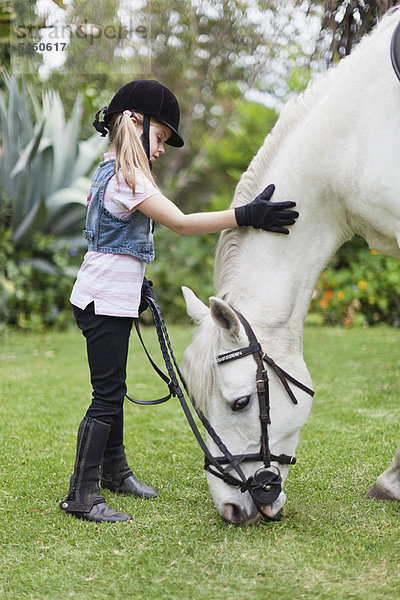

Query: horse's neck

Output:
[216, 166, 351, 357]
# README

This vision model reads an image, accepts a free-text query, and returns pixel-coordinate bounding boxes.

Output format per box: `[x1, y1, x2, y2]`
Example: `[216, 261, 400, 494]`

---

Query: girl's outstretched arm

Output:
[138, 192, 238, 236]
[138, 185, 298, 236]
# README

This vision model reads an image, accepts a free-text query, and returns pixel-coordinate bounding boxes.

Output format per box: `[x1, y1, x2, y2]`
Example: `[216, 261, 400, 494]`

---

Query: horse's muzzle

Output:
[221, 488, 287, 525]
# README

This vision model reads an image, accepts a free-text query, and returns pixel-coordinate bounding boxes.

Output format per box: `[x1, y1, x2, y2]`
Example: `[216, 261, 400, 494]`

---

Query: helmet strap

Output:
[140, 114, 152, 170]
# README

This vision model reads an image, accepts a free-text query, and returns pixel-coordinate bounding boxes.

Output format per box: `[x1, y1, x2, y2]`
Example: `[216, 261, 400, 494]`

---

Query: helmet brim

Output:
[164, 125, 184, 148]
[158, 116, 183, 147]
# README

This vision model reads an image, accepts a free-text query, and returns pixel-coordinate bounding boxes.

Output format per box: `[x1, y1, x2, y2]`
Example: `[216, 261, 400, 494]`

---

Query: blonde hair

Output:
[108, 111, 158, 193]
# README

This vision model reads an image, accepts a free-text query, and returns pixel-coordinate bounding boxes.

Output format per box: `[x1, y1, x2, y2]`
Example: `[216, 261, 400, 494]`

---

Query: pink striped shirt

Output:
[70, 153, 159, 317]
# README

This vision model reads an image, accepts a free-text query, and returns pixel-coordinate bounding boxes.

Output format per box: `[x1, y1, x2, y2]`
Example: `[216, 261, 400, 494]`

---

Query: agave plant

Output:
[0, 73, 107, 328]
[0, 72, 106, 249]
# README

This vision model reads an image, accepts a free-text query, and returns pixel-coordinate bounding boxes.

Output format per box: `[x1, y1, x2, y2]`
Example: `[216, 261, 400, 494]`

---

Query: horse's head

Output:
[182, 286, 313, 525]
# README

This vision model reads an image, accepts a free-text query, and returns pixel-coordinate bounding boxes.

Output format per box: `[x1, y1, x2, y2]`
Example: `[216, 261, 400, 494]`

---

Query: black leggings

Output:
[73, 302, 133, 426]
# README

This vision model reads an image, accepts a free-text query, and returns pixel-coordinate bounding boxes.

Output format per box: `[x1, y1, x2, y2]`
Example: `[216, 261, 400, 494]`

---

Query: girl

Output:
[60, 80, 299, 523]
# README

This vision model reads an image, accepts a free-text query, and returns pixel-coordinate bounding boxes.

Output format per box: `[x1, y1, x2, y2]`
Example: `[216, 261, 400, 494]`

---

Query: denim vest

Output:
[83, 158, 155, 264]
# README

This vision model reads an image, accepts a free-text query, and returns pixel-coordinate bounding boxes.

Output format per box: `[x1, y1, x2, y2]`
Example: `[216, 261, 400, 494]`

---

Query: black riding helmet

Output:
[93, 80, 184, 161]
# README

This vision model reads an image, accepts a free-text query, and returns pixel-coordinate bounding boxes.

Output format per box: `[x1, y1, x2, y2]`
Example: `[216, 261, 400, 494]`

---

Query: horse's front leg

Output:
[366, 440, 400, 501]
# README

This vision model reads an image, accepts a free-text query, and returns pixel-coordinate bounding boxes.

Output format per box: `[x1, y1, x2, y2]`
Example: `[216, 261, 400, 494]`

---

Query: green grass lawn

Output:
[1, 323, 400, 600]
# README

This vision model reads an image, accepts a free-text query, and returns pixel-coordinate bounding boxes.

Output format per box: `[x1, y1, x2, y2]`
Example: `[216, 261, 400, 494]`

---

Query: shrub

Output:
[309, 236, 400, 327]
[0, 222, 84, 331]
[146, 226, 217, 322]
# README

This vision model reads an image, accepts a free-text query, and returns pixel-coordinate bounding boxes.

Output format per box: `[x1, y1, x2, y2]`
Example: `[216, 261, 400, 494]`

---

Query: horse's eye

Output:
[232, 396, 251, 411]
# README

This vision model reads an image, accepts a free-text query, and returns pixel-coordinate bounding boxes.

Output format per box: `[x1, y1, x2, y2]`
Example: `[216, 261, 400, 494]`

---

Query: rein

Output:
[127, 292, 314, 522]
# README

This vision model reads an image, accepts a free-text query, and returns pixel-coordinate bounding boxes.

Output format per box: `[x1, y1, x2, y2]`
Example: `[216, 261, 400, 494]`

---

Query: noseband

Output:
[127, 295, 314, 522]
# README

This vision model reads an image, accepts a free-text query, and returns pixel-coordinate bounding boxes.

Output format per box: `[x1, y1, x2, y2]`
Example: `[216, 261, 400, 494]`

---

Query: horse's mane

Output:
[215, 8, 400, 296]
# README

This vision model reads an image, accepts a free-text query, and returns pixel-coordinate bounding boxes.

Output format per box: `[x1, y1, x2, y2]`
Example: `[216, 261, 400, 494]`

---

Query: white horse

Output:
[181, 9, 400, 524]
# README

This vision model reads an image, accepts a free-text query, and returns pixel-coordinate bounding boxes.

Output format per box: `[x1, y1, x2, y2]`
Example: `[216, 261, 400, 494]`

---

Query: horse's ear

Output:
[182, 286, 209, 324]
[209, 297, 240, 338]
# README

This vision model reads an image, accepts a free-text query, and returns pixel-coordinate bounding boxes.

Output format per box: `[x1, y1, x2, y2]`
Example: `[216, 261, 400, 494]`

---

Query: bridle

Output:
[127, 293, 314, 522]
[203, 307, 314, 518]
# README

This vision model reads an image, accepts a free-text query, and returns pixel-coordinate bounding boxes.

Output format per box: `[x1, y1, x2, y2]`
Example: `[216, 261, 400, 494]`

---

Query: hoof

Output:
[366, 484, 398, 501]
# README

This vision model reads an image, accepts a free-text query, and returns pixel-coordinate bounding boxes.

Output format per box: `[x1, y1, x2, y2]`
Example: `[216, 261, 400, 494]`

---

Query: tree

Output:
[141, 0, 301, 202]
[308, 0, 398, 62]
[0, 0, 47, 81]
[43, 0, 306, 209]
[195, 97, 278, 211]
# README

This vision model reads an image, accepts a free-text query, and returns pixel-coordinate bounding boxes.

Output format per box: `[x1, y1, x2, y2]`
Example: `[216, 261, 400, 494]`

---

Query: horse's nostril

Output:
[221, 503, 246, 524]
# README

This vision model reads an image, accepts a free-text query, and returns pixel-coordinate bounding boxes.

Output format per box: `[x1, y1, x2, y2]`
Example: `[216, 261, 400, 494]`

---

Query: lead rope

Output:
[125, 319, 176, 405]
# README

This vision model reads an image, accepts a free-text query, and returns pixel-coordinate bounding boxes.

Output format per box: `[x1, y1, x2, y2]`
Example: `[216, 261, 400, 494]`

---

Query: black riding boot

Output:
[100, 410, 157, 499]
[60, 417, 132, 522]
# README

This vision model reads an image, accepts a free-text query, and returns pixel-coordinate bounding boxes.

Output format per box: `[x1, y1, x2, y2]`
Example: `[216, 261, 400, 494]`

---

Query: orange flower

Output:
[324, 290, 333, 300]
[371, 250, 379, 255]
[319, 299, 328, 309]
[344, 317, 352, 327]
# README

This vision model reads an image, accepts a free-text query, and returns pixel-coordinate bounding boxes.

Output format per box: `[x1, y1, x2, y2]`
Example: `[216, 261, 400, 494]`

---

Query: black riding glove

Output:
[139, 278, 154, 314]
[234, 184, 299, 234]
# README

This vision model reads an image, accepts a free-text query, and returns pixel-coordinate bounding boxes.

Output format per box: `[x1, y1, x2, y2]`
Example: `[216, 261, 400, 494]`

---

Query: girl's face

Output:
[149, 122, 171, 162]
[134, 118, 171, 162]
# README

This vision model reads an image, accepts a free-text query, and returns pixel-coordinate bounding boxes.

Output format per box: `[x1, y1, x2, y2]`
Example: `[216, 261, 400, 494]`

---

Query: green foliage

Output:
[0, 0, 39, 75]
[147, 227, 218, 321]
[0, 73, 106, 248]
[0, 221, 83, 331]
[309, 236, 400, 327]
[285, 45, 313, 95]
[201, 99, 278, 210]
